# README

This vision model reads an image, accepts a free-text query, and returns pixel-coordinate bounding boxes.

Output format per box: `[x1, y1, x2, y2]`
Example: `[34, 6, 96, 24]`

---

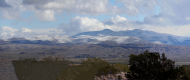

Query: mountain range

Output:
[73, 29, 190, 46]
[0, 29, 190, 46]
[1, 29, 190, 59]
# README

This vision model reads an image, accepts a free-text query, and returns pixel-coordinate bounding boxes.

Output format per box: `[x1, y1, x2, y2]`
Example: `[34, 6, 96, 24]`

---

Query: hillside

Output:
[73, 29, 190, 46]
[0, 43, 190, 59]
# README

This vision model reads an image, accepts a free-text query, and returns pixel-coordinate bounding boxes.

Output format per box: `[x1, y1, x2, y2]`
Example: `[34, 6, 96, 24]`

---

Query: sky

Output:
[0, 0, 190, 39]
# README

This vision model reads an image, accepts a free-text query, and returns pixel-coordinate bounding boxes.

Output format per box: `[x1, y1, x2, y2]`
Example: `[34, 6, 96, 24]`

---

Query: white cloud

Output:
[40, 1, 70, 10]
[142, 25, 190, 37]
[0, 0, 190, 25]
[0, 26, 65, 39]
[35, 10, 56, 21]
[0, 0, 33, 20]
[32, 28, 64, 35]
[33, 0, 109, 15]
[59, 16, 105, 36]
[0, 0, 188, 24]
[1, 15, 190, 40]
[0, 8, 21, 19]
[59, 15, 135, 36]
[73, 16, 105, 32]
[114, 0, 190, 26]
[72, 0, 108, 15]
[19, 0, 110, 17]
[0, 26, 19, 39]
[154, 0, 190, 25]
[186, 17, 190, 20]
[0, 0, 190, 37]
[20, 27, 32, 32]
[59, 15, 190, 37]
[111, 15, 127, 24]
[116, 0, 158, 15]
[0, 0, 110, 21]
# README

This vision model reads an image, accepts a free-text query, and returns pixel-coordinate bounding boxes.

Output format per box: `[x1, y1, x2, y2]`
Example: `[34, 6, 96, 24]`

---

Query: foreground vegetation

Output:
[12, 56, 129, 80]
[126, 50, 189, 80]
[12, 50, 190, 80]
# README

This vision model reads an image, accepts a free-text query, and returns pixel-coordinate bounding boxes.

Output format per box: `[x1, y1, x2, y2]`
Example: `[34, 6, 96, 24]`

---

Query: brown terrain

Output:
[1, 43, 190, 80]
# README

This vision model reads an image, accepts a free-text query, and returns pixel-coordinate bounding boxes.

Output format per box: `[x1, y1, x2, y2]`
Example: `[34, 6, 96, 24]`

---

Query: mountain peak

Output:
[101, 29, 113, 32]
[133, 29, 141, 31]
[73, 29, 190, 46]
[132, 29, 143, 32]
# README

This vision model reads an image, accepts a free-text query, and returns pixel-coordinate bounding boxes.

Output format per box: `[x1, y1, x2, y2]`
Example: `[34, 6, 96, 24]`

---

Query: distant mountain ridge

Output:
[73, 29, 190, 46]
[1, 35, 157, 45]
[0, 29, 190, 46]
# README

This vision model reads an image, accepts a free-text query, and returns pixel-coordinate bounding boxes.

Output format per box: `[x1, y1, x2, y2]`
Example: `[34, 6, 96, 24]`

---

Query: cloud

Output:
[0, 26, 18, 39]
[0, 0, 189, 24]
[0, 9, 21, 19]
[143, 25, 190, 37]
[116, 0, 158, 15]
[22, 0, 53, 5]
[20, 27, 32, 32]
[0, 0, 190, 37]
[111, 15, 127, 24]
[0, 0, 11, 7]
[103, 15, 128, 26]
[59, 15, 190, 37]
[70, 0, 108, 15]
[2, 0, 189, 23]
[22, 0, 109, 15]
[0, 0, 25, 20]
[0, 0, 110, 21]
[59, 16, 105, 36]
[59, 15, 135, 36]
[19, 0, 160, 17]
[114, 0, 190, 26]
[0, 26, 65, 39]
[150, 0, 190, 26]
[35, 10, 56, 21]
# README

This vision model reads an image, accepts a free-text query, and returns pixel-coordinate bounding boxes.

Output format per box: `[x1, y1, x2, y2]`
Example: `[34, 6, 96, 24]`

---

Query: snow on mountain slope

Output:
[73, 29, 190, 45]
[27, 35, 73, 43]
[75, 35, 155, 44]
[1, 28, 188, 45]
[4, 34, 160, 45]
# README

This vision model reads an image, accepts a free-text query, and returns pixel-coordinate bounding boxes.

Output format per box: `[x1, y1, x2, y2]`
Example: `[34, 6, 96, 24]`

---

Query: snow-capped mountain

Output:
[3, 34, 161, 45]
[29, 35, 74, 43]
[74, 35, 159, 44]
[1, 28, 190, 46]
[73, 29, 190, 46]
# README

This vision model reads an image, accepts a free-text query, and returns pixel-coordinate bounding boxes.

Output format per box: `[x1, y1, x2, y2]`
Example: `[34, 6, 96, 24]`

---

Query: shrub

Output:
[125, 50, 185, 80]
[12, 56, 71, 80]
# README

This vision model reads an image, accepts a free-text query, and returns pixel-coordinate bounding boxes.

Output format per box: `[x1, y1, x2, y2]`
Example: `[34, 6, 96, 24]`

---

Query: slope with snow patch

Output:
[73, 29, 190, 46]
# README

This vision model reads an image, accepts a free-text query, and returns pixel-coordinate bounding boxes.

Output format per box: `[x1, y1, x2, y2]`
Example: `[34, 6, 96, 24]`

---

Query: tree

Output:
[57, 57, 118, 80]
[181, 65, 190, 79]
[125, 50, 185, 80]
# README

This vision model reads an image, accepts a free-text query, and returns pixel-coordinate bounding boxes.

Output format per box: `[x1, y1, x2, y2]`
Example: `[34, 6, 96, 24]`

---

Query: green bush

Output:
[114, 63, 130, 73]
[180, 65, 190, 79]
[57, 57, 118, 80]
[12, 56, 71, 80]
